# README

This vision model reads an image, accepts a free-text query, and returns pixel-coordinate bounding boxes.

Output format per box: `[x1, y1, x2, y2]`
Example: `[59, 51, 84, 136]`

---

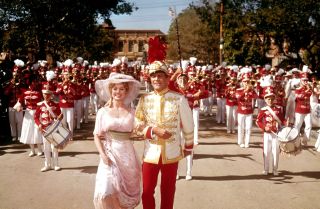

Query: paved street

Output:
[1, 113, 320, 209]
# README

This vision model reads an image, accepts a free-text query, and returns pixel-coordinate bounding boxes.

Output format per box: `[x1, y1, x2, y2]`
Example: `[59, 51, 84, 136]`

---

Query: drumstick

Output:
[284, 127, 294, 140]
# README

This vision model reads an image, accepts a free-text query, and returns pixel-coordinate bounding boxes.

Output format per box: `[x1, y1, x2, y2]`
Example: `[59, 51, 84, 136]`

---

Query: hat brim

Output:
[42, 90, 53, 94]
[95, 73, 141, 104]
[264, 93, 275, 98]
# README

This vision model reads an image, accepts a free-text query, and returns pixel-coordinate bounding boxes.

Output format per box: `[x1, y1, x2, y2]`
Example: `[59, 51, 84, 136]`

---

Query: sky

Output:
[110, 0, 195, 34]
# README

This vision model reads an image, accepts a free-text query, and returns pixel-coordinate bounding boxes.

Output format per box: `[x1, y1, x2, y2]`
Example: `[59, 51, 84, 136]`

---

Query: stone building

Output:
[113, 29, 165, 62]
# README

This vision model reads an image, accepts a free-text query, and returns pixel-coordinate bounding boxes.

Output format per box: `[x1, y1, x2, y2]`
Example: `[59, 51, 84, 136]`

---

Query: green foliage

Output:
[187, 0, 320, 69]
[0, 0, 135, 62]
[167, 8, 219, 64]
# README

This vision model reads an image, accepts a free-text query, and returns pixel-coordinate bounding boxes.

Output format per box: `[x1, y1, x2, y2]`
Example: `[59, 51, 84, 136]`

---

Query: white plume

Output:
[276, 68, 285, 75]
[63, 59, 73, 67]
[240, 67, 252, 74]
[14, 59, 24, 67]
[83, 60, 89, 66]
[181, 60, 189, 71]
[121, 56, 128, 64]
[56, 61, 63, 68]
[112, 58, 121, 67]
[260, 75, 273, 87]
[76, 57, 84, 64]
[302, 65, 312, 73]
[189, 57, 197, 66]
[265, 64, 271, 71]
[46, 70, 56, 81]
[291, 78, 301, 88]
[232, 65, 239, 72]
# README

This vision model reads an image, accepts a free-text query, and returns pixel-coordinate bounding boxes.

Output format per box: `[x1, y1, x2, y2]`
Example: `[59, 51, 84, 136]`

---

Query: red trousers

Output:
[142, 159, 178, 209]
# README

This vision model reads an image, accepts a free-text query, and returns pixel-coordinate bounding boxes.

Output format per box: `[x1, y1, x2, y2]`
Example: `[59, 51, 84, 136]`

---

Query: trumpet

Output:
[251, 79, 257, 86]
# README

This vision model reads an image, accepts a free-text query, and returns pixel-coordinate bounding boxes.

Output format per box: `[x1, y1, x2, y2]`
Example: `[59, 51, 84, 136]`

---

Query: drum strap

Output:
[265, 106, 282, 126]
[44, 101, 57, 119]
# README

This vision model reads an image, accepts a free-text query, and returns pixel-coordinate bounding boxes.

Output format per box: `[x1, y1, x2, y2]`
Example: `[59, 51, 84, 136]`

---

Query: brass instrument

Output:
[251, 79, 257, 86]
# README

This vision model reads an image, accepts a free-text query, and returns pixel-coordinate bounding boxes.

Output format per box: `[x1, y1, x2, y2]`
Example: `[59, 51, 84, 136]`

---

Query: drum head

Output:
[277, 127, 299, 142]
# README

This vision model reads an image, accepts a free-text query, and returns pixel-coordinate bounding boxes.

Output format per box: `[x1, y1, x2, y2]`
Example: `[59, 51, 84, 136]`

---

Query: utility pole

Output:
[169, 7, 182, 68]
[219, 1, 224, 65]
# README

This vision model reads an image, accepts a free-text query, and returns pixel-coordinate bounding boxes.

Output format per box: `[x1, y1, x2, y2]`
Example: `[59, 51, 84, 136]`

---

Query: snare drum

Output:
[276, 127, 301, 156]
[44, 120, 71, 149]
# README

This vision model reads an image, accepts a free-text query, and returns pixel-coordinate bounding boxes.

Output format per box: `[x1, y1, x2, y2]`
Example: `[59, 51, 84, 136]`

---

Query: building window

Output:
[118, 41, 124, 52]
[138, 40, 145, 52]
[129, 40, 134, 52]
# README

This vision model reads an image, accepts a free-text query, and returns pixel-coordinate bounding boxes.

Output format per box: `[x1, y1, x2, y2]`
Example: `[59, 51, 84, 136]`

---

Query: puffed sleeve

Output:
[93, 108, 103, 135]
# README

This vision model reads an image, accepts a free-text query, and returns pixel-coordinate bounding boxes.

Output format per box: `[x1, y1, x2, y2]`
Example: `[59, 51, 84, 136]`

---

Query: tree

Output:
[167, 8, 219, 64]
[0, 0, 136, 62]
[191, 0, 320, 69]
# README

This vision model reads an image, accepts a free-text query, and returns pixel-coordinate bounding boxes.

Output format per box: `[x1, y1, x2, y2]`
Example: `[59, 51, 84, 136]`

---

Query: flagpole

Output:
[169, 7, 182, 68]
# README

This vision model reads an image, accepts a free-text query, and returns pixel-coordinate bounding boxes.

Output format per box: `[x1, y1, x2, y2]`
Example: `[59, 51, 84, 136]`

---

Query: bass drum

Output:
[311, 102, 320, 128]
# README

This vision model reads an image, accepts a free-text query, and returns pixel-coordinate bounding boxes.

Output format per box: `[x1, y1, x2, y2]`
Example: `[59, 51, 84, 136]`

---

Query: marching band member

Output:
[73, 71, 84, 130]
[4, 72, 24, 142]
[285, 68, 301, 124]
[16, 75, 43, 156]
[135, 61, 194, 209]
[89, 66, 99, 115]
[310, 74, 320, 103]
[186, 64, 207, 145]
[169, 69, 193, 181]
[81, 77, 90, 124]
[294, 72, 313, 145]
[236, 69, 258, 148]
[56, 63, 76, 136]
[200, 66, 213, 116]
[215, 67, 227, 124]
[34, 87, 63, 172]
[225, 71, 238, 134]
[256, 86, 287, 176]
[273, 74, 286, 111]
[170, 61, 207, 180]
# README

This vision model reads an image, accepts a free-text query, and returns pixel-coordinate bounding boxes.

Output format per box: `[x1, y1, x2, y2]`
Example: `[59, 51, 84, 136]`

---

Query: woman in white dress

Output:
[93, 72, 141, 209]
[15, 77, 43, 156]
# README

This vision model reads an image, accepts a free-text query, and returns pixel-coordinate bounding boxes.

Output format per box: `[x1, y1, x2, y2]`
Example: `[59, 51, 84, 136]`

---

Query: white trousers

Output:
[286, 94, 296, 124]
[178, 132, 194, 176]
[226, 105, 237, 132]
[201, 97, 213, 115]
[237, 113, 253, 146]
[315, 130, 320, 152]
[186, 153, 193, 176]
[193, 108, 199, 144]
[216, 98, 226, 123]
[90, 93, 98, 114]
[8, 107, 23, 139]
[74, 99, 82, 129]
[294, 112, 312, 141]
[42, 136, 59, 167]
[263, 132, 279, 172]
[82, 96, 90, 123]
[61, 107, 74, 135]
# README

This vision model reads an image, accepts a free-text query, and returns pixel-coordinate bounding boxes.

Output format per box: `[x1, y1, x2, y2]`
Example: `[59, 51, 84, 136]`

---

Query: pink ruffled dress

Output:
[93, 107, 141, 209]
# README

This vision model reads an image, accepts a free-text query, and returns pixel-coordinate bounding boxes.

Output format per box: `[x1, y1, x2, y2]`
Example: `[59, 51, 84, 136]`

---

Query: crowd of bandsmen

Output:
[2, 55, 320, 154]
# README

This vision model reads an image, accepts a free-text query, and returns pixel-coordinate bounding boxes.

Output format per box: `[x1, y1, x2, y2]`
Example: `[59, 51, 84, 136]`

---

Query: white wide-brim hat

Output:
[95, 72, 141, 105]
